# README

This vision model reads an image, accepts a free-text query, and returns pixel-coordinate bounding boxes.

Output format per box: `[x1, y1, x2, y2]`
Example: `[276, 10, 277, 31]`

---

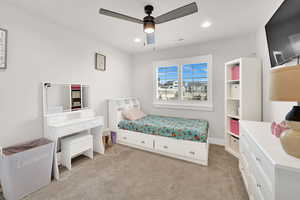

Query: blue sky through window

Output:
[158, 63, 208, 84]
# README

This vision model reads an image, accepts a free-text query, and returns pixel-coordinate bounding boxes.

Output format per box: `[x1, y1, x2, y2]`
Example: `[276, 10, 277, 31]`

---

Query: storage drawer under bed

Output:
[155, 135, 207, 161]
[117, 130, 154, 149]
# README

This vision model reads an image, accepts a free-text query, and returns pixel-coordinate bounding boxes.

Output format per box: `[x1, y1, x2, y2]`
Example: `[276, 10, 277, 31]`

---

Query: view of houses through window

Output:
[157, 62, 209, 102]
[157, 66, 179, 100]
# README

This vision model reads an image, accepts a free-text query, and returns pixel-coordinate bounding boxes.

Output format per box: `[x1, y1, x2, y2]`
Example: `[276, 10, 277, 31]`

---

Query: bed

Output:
[108, 97, 209, 166]
[118, 115, 208, 143]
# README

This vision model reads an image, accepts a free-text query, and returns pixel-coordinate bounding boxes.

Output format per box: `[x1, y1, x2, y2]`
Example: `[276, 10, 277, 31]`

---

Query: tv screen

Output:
[265, 0, 300, 67]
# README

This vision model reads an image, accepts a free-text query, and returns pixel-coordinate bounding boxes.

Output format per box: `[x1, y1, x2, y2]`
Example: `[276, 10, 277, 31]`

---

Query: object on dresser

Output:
[270, 64, 300, 158]
[0, 138, 54, 200]
[271, 121, 289, 138]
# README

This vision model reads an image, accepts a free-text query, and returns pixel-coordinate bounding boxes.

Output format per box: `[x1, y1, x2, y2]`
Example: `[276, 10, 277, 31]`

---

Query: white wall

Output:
[0, 2, 132, 147]
[255, 0, 295, 122]
[132, 34, 256, 142]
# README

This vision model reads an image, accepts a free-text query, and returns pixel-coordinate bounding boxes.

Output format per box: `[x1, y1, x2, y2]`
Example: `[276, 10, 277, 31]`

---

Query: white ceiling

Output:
[6, 0, 282, 54]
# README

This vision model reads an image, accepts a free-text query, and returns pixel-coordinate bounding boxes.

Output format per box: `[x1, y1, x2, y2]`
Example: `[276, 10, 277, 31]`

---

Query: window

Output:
[157, 66, 179, 101]
[153, 55, 212, 111]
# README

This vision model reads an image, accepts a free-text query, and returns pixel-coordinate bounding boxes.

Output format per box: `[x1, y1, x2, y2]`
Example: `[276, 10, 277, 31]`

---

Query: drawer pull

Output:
[189, 151, 195, 155]
[163, 145, 168, 149]
[123, 137, 127, 140]
[256, 183, 262, 189]
[141, 141, 145, 144]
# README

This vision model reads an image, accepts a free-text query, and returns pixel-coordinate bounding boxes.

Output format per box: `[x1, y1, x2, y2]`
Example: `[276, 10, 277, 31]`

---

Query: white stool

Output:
[61, 133, 93, 170]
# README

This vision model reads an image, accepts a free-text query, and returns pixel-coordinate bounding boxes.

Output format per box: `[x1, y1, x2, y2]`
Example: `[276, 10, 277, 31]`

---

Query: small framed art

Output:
[0, 28, 8, 69]
[95, 53, 106, 71]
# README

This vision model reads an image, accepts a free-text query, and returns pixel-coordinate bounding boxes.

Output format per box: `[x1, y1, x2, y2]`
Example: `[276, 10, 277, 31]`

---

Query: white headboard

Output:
[108, 97, 141, 130]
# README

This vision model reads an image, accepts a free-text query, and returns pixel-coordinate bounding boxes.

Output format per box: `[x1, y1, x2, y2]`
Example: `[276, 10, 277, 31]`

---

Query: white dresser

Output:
[240, 121, 300, 200]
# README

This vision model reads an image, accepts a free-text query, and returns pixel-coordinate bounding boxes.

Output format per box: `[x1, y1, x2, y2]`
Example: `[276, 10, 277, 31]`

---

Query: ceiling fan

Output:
[99, 2, 198, 45]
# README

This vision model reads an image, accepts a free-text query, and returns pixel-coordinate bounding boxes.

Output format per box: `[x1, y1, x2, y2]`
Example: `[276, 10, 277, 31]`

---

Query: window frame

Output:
[153, 55, 213, 111]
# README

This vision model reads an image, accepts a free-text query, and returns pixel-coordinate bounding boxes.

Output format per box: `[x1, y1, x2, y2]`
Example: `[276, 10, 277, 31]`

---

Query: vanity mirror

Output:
[43, 83, 90, 114]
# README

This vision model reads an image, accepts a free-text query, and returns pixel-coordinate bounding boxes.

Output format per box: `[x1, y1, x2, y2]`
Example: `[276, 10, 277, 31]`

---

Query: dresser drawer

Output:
[251, 141, 274, 184]
[239, 137, 249, 155]
[248, 173, 258, 199]
[240, 139, 253, 168]
[247, 172, 266, 200]
[240, 131, 251, 151]
[240, 152, 249, 172]
[242, 132, 274, 184]
[252, 161, 273, 200]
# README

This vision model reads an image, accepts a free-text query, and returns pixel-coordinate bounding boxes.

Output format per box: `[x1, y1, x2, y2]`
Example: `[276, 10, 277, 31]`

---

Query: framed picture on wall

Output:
[95, 53, 106, 71]
[0, 28, 8, 69]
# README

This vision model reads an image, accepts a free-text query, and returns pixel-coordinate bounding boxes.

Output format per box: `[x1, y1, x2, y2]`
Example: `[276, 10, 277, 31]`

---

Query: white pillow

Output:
[122, 108, 146, 121]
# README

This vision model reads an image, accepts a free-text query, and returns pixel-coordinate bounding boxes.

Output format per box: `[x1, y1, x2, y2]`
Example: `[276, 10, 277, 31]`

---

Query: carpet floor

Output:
[1, 144, 248, 200]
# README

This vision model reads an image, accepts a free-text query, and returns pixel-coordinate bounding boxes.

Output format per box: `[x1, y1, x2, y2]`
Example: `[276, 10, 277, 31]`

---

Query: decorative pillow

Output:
[122, 108, 146, 121]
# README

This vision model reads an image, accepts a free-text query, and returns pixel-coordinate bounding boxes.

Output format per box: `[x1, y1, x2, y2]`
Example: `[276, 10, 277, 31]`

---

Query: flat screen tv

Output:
[265, 0, 300, 68]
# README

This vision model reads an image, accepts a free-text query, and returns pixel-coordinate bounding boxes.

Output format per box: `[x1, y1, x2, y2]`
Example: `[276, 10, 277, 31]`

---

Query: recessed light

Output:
[201, 21, 212, 28]
[134, 38, 141, 43]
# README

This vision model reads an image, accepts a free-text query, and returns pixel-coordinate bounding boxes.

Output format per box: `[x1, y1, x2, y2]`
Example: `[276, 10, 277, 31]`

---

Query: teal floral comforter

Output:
[118, 115, 208, 143]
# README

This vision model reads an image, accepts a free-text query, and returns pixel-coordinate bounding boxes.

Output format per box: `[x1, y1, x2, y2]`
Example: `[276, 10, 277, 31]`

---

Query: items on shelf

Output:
[71, 85, 82, 110]
[229, 135, 239, 153]
[228, 100, 240, 116]
[231, 65, 240, 80]
[230, 83, 240, 99]
[230, 118, 239, 136]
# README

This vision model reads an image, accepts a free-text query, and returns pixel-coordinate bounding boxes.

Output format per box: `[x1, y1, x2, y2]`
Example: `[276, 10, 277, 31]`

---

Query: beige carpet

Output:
[1, 144, 248, 200]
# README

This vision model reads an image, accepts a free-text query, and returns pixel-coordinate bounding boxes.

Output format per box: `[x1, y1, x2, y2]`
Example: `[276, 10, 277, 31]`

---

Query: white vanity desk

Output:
[42, 83, 104, 180]
[44, 109, 104, 180]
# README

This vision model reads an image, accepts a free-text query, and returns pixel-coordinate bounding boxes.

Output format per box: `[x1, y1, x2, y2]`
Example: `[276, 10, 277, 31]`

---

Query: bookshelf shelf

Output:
[227, 114, 240, 119]
[228, 131, 239, 138]
[227, 97, 240, 101]
[227, 80, 240, 83]
[224, 58, 262, 157]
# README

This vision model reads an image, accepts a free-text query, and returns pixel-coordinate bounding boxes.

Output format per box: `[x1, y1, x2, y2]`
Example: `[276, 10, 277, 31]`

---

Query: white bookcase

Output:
[224, 57, 262, 158]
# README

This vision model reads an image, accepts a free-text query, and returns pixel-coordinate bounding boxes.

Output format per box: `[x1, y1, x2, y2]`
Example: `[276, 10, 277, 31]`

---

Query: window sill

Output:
[153, 102, 214, 111]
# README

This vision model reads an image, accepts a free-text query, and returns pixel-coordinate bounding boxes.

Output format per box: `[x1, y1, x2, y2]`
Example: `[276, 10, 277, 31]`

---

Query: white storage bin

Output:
[61, 133, 93, 170]
[230, 136, 239, 153]
[230, 83, 240, 98]
[0, 138, 54, 200]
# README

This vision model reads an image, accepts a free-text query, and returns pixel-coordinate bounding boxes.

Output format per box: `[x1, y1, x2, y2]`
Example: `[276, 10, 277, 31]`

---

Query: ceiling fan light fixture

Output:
[143, 20, 155, 34]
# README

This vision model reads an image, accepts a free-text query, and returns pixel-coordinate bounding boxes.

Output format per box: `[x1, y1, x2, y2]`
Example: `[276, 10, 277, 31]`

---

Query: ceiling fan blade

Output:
[154, 2, 198, 24]
[146, 33, 155, 45]
[99, 8, 143, 24]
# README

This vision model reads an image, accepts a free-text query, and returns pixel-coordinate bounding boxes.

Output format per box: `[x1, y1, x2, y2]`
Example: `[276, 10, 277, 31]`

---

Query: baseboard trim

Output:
[209, 137, 225, 146]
